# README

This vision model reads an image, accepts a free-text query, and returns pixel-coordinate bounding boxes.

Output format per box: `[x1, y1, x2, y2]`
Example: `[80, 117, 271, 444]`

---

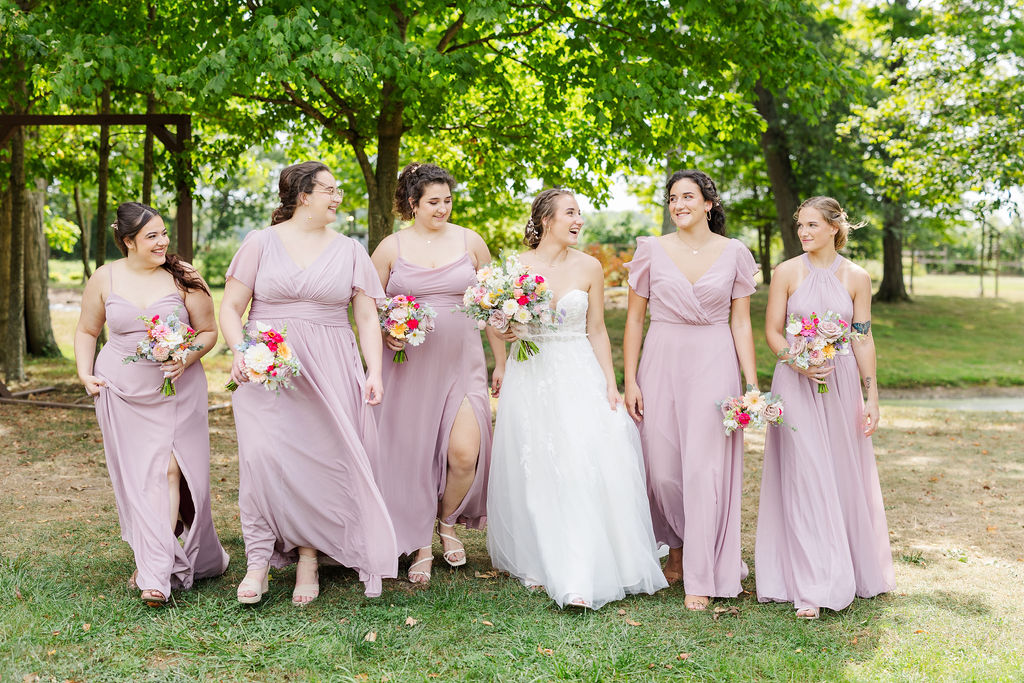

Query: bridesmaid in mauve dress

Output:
[756, 196, 893, 619]
[623, 170, 759, 612]
[220, 161, 397, 604]
[370, 163, 502, 583]
[75, 202, 228, 605]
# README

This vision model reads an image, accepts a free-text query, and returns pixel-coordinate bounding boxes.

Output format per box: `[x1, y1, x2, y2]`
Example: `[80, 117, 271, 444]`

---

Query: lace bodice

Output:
[514, 289, 589, 342]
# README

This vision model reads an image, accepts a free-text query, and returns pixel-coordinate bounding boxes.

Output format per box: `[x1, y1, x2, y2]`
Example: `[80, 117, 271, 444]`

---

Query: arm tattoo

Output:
[864, 376, 872, 391]
[852, 320, 871, 335]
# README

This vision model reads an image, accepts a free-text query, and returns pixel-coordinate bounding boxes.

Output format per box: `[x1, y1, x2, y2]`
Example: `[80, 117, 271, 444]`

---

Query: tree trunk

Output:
[753, 184, 772, 285]
[874, 194, 911, 302]
[661, 153, 677, 234]
[24, 176, 61, 357]
[5, 125, 27, 382]
[96, 85, 111, 266]
[73, 184, 92, 279]
[753, 81, 801, 259]
[0, 160, 11, 375]
[366, 81, 403, 253]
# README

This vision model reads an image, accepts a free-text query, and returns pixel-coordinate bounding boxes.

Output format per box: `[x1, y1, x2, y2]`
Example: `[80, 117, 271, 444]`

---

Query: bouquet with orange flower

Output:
[457, 250, 555, 361]
[379, 294, 437, 363]
[780, 310, 862, 393]
[225, 321, 301, 392]
[717, 386, 786, 435]
[123, 309, 202, 396]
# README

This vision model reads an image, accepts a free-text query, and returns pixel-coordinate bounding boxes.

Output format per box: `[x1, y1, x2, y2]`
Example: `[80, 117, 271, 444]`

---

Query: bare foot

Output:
[663, 546, 683, 585]
[796, 606, 820, 619]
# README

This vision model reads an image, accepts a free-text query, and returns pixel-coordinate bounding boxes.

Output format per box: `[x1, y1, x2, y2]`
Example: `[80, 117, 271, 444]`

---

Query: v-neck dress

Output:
[755, 254, 893, 612]
[93, 271, 229, 598]
[625, 236, 758, 599]
[372, 231, 492, 557]
[226, 228, 398, 597]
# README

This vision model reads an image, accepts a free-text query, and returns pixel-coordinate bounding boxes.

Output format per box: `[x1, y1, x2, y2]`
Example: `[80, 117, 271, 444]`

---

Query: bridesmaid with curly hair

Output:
[370, 162, 502, 583]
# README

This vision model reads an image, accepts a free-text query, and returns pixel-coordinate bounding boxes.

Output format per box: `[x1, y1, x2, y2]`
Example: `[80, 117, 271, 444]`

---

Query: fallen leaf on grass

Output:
[47, 650, 56, 656]
[537, 646, 553, 656]
[987, 526, 998, 532]
[363, 631, 377, 642]
[405, 617, 418, 626]
[82, 623, 91, 632]
[481, 620, 494, 626]
[712, 606, 741, 621]
[850, 637, 858, 645]
[725, 632, 733, 638]
[617, 609, 626, 615]
[625, 619, 641, 626]
[915, 629, 926, 634]
[14, 588, 22, 600]
[474, 570, 498, 579]
[428, 675, 440, 679]
[677, 653, 691, 661]
[22, 675, 40, 683]
[355, 675, 369, 681]
[339, 618, 349, 625]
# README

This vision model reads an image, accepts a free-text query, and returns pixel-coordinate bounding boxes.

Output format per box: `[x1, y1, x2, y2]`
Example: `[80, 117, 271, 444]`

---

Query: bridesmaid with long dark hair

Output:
[75, 202, 229, 604]
[755, 196, 893, 619]
[221, 161, 397, 604]
[370, 162, 501, 583]
[623, 169, 759, 611]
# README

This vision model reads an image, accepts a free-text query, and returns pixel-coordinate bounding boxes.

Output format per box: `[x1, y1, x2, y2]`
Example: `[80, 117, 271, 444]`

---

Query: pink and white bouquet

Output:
[457, 250, 555, 361]
[123, 309, 202, 396]
[781, 310, 862, 393]
[717, 387, 786, 435]
[379, 294, 437, 363]
[225, 321, 302, 392]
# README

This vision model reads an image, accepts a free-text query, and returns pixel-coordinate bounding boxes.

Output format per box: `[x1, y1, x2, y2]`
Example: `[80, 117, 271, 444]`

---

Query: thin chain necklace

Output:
[675, 231, 714, 255]
[412, 225, 443, 245]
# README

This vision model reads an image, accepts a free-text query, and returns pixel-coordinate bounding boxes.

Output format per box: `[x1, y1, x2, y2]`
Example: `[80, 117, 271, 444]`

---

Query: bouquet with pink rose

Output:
[122, 308, 202, 396]
[225, 321, 302, 392]
[717, 386, 787, 435]
[780, 310, 863, 393]
[378, 294, 437, 363]
[457, 250, 555, 361]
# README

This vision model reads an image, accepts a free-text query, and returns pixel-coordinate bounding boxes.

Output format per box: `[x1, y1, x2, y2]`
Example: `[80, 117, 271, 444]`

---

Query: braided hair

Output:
[523, 188, 574, 248]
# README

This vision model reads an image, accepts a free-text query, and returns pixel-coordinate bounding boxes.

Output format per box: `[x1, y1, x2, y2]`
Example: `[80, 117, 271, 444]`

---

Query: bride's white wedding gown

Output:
[487, 289, 669, 609]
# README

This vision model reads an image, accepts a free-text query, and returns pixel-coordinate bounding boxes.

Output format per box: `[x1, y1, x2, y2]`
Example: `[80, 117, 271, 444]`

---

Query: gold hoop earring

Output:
[706, 211, 711, 222]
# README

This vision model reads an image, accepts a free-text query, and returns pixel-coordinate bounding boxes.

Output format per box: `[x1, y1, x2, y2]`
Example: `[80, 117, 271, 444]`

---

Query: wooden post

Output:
[175, 117, 193, 263]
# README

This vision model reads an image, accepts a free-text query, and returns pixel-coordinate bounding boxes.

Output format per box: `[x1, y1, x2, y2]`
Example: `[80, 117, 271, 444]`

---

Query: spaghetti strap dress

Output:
[372, 230, 491, 556]
[93, 266, 229, 598]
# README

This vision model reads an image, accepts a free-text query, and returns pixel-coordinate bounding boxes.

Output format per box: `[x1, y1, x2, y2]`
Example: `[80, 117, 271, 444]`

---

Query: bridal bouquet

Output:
[225, 322, 302, 392]
[717, 387, 786, 435]
[122, 309, 202, 396]
[379, 294, 437, 363]
[781, 310, 862, 393]
[458, 250, 555, 361]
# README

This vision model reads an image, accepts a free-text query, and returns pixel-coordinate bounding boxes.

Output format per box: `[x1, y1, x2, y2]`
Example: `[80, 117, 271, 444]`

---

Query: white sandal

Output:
[237, 567, 270, 605]
[408, 547, 433, 583]
[436, 521, 467, 567]
[292, 554, 320, 606]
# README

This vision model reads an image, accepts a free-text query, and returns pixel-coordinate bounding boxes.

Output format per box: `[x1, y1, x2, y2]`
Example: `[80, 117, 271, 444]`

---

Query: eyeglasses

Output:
[313, 180, 344, 200]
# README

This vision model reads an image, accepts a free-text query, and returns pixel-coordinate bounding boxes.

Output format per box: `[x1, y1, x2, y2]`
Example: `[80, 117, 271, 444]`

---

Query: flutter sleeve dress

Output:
[226, 228, 398, 597]
[625, 236, 758, 599]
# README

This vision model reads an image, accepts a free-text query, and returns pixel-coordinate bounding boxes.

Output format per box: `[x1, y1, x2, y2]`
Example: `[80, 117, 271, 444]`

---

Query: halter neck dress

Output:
[755, 253, 893, 612]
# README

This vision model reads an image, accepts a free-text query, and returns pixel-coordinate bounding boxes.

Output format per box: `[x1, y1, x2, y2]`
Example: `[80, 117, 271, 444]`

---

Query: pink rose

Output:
[736, 412, 751, 426]
[762, 402, 783, 423]
[787, 337, 807, 358]
[816, 320, 843, 340]
[488, 309, 509, 330]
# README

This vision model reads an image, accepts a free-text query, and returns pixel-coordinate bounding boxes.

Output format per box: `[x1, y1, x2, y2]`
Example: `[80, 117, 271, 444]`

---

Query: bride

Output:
[486, 189, 668, 609]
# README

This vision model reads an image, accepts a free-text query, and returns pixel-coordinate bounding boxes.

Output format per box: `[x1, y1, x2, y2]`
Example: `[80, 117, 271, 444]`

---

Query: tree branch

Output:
[436, 12, 465, 52]
[446, 20, 549, 53]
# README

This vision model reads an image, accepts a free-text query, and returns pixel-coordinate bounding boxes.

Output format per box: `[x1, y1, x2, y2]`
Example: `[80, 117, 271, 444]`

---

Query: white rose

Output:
[255, 322, 271, 333]
[244, 343, 276, 374]
[785, 319, 803, 336]
[389, 306, 409, 323]
[502, 299, 519, 316]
